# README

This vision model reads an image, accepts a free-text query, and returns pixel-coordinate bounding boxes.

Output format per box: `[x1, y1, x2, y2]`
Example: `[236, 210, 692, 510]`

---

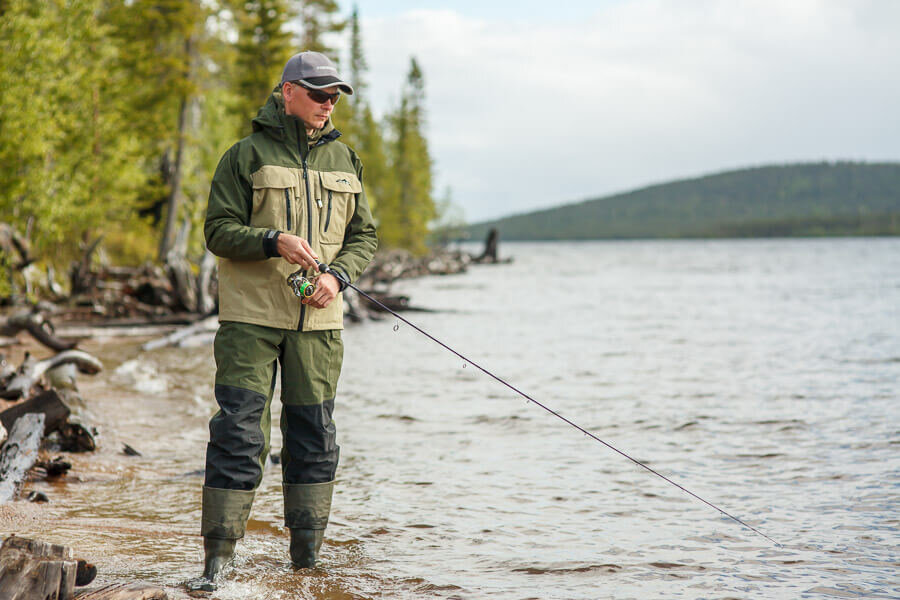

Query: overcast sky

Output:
[337, 0, 900, 222]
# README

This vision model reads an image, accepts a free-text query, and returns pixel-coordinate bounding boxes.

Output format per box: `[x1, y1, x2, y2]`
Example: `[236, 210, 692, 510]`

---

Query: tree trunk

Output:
[0, 413, 45, 504]
[157, 91, 188, 262]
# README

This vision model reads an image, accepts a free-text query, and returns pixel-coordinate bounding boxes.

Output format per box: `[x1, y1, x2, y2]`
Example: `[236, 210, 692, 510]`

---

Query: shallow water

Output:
[8, 238, 900, 599]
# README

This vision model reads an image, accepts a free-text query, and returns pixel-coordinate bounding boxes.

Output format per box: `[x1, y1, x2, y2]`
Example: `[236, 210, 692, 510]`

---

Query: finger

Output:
[299, 238, 319, 259]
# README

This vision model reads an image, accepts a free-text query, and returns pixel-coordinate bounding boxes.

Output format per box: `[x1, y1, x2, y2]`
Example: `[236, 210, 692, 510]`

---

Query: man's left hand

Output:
[303, 272, 340, 308]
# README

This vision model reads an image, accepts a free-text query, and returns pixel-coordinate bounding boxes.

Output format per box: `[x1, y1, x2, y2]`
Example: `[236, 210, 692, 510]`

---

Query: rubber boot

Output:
[183, 486, 255, 592]
[185, 537, 238, 592]
[289, 528, 325, 568]
[284, 480, 334, 569]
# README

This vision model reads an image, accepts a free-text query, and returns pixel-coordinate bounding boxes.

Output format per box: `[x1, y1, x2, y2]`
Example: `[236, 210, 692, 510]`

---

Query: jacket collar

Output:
[252, 87, 341, 158]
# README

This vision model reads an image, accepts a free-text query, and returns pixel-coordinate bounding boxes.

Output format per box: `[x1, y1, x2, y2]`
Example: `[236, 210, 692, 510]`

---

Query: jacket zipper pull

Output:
[316, 198, 323, 209]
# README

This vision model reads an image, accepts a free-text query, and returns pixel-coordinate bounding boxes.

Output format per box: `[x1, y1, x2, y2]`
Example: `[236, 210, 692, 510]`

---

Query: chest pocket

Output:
[250, 166, 298, 232]
[318, 171, 361, 245]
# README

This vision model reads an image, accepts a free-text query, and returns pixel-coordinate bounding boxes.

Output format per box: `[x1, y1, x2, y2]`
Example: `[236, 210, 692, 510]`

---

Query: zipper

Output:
[324, 191, 332, 233]
[299, 155, 313, 331]
[284, 188, 293, 231]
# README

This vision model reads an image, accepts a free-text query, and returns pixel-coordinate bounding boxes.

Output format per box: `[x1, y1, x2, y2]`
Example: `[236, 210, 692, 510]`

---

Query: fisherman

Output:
[186, 51, 377, 592]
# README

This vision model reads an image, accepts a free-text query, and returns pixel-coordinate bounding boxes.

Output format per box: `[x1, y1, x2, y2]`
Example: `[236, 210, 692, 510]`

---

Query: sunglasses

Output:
[293, 82, 341, 105]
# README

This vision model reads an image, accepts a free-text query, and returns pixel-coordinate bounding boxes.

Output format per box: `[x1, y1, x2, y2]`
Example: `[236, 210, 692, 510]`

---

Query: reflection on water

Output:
[6, 238, 899, 599]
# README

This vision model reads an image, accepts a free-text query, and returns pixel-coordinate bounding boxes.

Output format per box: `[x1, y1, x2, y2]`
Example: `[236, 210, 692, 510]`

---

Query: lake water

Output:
[8, 238, 899, 599]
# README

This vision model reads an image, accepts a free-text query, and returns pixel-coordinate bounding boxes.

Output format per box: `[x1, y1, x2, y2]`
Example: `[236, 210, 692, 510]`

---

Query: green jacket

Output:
[205, 89, 378, 331]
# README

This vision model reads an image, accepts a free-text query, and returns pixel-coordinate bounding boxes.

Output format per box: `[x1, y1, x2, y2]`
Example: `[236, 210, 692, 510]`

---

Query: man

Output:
[186, 51, 377, 592]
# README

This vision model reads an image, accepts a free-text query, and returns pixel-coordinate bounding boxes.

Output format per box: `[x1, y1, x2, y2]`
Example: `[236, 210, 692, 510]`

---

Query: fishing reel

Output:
[286, 270, 316, 299]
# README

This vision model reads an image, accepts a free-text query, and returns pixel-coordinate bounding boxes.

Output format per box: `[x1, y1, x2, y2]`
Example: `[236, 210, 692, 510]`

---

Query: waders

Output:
[186, 322, 343, 590]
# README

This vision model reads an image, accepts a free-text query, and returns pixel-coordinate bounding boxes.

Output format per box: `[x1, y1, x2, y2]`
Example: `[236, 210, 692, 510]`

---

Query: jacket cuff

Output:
[329, 266, 350, 291]
[263, 230, 282, 258]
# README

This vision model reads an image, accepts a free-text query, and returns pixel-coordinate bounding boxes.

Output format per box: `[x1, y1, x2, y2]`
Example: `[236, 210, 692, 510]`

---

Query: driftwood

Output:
[56, 422, 96, 453]
[0, 413, 45, 504]
[70, 236, 105, 297]
[0, 310, 77, 352]
[140, 315, 217, 352]
[471, 227, 512, 265]
[0, 390, 70, 436]
[0, 353, 13, 380]
[0, 223, 34, 271]
[474, 228, 499, 263]
[164, 253, 197, 314]
[196, 250, 217, 315]
[1, 350, 103, 400]
[75, 583, 168, 600]
[0, 536, 97, 600]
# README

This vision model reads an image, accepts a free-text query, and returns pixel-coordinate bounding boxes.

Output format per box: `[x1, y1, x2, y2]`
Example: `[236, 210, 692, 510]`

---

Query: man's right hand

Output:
[276, 233, 319, 271]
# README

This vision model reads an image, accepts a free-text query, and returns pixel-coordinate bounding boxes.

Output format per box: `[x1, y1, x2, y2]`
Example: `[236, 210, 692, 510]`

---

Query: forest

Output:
[466, 162, 900, 240]
[0, 0, 443, 299]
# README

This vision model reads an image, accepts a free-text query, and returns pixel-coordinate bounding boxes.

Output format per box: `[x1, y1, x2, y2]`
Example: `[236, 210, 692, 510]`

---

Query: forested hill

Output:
[466, 162, 900, 240]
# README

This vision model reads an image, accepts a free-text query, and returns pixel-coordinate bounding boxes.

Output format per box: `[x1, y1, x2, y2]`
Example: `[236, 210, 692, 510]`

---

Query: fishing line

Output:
[312, 261, 780, 547]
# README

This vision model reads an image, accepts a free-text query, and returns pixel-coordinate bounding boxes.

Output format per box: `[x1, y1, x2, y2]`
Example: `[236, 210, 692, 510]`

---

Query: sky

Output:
[332, 0, 900, 223]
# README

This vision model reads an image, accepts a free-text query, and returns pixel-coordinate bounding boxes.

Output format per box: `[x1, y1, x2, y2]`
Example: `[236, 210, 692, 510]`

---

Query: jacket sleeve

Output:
[204, 145, 279, 261]
[329, 151, 378, 286]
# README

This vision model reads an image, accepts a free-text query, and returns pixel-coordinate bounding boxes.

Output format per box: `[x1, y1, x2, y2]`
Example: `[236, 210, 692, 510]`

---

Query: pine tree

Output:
[332, 6, 390, 218]
[299, 0, 346, 57]
[383, 57, 435, 254]
[227, 0, 297, 130]
[107, 0, 211, 260]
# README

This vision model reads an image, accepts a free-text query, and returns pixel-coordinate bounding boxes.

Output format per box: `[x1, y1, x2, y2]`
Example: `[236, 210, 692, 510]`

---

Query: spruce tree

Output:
[227, 0, 297, 130]
[299, 0, 346, 56]
[383, 57, 435, 254]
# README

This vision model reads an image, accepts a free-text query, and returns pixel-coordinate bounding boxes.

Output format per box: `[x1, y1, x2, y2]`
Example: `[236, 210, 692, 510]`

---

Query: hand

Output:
[303, 272, 340, 308]
[277, 233, 318, 271]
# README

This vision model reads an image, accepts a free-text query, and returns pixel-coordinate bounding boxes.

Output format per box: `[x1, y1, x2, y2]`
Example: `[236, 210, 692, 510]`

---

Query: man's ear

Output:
[281, 81, 293, 100]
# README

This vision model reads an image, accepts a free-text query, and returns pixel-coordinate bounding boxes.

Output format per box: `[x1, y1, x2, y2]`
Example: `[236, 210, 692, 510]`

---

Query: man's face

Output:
[283, 82, 338, 130]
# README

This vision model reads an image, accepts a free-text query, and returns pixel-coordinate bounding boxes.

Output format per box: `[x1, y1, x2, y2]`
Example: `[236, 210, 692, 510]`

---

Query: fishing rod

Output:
[291, 262, 780, 547]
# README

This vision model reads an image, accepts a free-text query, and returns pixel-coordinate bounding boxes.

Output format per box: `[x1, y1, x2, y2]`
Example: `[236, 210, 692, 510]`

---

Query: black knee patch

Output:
[205, 384, 268, 490]
[282, 400, 340, 484]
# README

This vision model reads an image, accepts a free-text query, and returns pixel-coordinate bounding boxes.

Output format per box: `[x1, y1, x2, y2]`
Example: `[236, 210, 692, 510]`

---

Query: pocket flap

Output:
[320, 171, 362, 194]
[251, 165, 296, 189]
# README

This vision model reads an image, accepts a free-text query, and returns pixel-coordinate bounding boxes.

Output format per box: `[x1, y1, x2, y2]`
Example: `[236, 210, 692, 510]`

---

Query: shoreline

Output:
[0, 243, 510, 598]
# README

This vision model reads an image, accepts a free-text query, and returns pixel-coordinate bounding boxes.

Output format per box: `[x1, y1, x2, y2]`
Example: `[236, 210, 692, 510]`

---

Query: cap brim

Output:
[300, 76, 354, 95]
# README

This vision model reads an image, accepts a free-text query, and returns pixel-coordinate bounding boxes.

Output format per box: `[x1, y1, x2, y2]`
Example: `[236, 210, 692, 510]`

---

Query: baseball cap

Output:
[280, 51, 354, 95]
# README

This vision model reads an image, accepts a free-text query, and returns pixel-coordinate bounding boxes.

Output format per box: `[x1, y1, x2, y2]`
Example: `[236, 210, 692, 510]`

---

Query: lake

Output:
[12, 238, 899, 599]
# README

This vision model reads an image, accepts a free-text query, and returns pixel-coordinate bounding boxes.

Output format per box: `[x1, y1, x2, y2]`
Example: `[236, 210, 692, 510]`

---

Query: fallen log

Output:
[0, 536, 97, 600]
[75, 582, 168, 599]
[0, 310, 77, 352]
[1, 350, 103, 400]
[141, 315, 218, 351]
[0, 389, 71, 436]
[0, 413, 45, 504]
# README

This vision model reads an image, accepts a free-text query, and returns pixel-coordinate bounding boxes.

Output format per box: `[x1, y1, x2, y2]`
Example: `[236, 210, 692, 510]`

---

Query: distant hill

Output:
[465, 162, 900, 240]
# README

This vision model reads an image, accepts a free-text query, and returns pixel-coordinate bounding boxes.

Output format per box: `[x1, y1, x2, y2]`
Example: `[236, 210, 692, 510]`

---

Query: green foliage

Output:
[379, 57, 436, 255]
[0, 0, 146, 263]
[227, 0, 297, 132]
[0, 0, 442, 297]
[300, 0, 346, 56]
[466, 162, 900, 240]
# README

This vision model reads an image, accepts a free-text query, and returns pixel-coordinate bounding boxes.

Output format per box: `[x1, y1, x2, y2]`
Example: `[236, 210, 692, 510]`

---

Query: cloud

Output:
[354, 1, 900, 221]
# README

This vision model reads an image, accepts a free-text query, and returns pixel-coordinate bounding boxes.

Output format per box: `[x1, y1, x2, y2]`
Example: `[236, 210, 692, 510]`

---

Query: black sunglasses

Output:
[292, 82, 340, 105]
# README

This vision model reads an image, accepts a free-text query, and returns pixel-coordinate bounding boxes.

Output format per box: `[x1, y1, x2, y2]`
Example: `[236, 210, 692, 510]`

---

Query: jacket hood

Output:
[251, 87, 336, 145]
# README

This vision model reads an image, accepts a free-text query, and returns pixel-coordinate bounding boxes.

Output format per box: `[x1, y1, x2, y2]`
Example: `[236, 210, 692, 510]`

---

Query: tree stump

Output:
[0, 536, 78, 600]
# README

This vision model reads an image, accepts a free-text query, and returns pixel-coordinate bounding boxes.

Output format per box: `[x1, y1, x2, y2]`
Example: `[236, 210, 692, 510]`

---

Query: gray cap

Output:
[280, 51, 354, 95]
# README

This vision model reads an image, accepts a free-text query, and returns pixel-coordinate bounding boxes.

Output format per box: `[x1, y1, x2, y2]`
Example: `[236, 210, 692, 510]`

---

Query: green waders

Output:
[193, 322, 343, 588]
